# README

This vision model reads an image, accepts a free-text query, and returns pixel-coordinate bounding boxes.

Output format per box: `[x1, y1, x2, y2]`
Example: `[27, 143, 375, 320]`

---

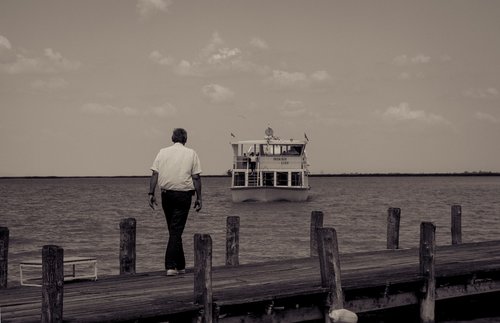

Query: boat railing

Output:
[234, 156, 248, 170]
[232, 168, 307, 188]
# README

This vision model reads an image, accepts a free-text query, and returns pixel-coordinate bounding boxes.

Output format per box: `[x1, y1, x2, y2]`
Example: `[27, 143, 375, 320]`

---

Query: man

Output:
[148, 128, 202, 276]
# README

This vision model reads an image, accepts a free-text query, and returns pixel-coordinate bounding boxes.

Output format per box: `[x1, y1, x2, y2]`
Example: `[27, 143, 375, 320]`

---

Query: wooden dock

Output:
[1, 240, 500, 322]
[1, 207, 500, 322]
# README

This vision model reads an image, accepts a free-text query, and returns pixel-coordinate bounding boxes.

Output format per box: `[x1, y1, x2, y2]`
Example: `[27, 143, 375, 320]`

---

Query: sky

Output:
[1, 0, 499, 176]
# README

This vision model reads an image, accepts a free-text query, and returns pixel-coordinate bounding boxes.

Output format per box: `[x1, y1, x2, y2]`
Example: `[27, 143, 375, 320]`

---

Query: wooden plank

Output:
[2, 240, 500, 322]
[0, 227, 9, 288]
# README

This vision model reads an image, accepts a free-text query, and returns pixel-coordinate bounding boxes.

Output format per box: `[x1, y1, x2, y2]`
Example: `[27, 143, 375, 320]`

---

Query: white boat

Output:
[230, 127, 310, 202]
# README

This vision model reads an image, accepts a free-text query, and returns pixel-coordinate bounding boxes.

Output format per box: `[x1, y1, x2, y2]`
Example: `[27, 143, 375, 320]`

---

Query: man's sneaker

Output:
[166, 269, 178, 276]
[177, 269, 186, 274]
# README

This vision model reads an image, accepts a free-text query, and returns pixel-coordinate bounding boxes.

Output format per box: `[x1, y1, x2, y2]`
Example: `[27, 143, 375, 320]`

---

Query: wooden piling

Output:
[41, 245, 64, 323]
[451, 205, 462, 245]
[119, 218, 136, 275]
[0, 227, 8, 288]
[419, 222, 436, 323]
[317, 227, 344, 322]
[310, 211, 324, 257]
[226, 216, 240, 266]
[387, 208, 401, 249]
[194, 233, 213, 323]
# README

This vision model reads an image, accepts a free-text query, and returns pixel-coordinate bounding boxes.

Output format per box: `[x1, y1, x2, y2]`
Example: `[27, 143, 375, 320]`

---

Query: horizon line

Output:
[1, 171, 500, 179]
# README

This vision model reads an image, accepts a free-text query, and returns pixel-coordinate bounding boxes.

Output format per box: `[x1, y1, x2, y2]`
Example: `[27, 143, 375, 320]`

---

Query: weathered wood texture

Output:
[194, 233, 213, 323]
[41, 245, 64, 323]
[317, 227, 344, 323]
[419, 222, 436, 323]
[310, 211, 324, 256]
[451, 205, 462, 245]
[317, 228, 344, 310]
[0, 227, 8, 288]
[226, 216, 240, 266]
[2, 241, 500, 322]
[119, 218, 136, 275]
[387, 208, 401, 249]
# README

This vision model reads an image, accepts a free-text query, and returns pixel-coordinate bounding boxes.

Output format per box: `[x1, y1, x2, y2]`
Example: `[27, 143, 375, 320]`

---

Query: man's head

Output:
[172, 128, 188, 144]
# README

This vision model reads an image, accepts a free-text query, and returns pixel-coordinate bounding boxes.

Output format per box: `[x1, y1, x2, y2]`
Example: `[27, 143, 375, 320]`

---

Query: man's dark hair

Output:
[172, 128, 187, 144]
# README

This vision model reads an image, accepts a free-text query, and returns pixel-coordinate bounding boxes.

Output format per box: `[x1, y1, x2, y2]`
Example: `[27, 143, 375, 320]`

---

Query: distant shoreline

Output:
[1, 172, 499, 179]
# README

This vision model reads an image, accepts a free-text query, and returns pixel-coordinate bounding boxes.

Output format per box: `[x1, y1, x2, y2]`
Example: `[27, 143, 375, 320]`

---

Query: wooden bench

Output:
[20, 256, 97, 287]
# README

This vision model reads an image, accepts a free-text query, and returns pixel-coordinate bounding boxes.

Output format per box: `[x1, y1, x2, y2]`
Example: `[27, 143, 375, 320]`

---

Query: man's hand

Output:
[194, 199, 202, 212]
[149, 194, 158, 210]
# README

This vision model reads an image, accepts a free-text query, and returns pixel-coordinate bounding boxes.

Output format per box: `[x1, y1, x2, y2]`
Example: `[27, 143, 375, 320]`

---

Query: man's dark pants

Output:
[161, 190, 192, 271]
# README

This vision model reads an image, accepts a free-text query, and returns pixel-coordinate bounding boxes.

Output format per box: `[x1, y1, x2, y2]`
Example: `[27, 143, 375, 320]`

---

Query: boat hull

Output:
[231, 186, 310, 202]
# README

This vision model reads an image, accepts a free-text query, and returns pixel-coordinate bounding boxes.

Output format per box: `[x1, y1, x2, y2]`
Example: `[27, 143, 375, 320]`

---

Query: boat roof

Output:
[231, 139, 307, 145]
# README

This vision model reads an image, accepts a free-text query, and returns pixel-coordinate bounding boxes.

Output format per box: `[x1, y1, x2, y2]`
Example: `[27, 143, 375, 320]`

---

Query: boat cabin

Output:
[230, 138, 309, 189]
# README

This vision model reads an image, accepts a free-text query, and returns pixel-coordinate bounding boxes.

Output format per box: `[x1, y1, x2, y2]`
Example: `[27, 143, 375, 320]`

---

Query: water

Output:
[2, 175, 499, 286]
[2, 176, 500, 321]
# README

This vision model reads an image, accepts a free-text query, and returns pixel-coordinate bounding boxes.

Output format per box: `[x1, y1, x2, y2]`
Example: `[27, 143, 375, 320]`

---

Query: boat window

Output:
[276, 172, 288, 186]
[283, 145, 302, 155]
[259, 144, 304, 156]
[291, 172, 302, 186]
[262, 172, 274, 186]
[233, 172, 245, 186]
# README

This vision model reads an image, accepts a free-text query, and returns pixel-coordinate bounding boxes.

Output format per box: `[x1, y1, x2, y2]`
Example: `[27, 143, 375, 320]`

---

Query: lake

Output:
[1, 175, 500, 286]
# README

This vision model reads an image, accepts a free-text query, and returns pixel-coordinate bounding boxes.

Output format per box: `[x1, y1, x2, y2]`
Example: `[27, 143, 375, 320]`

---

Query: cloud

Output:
[0, 38, 16, 65]
[250, 37, 269, 50]
[278, 100, 307, 117]
[200, 32, 224, 58]
[411, 54, 431, 64]
[0, 35, 12, 50]
[208, 47, 242, 65]
[266, 70, 309, 89]
[150, 103, 177, 117]
[393, 53, 434, 81]
[31, 77, 68, 90]
[397, 71, 425, 80]
[201, 84, 235, 103]
[43, 48, 81, 71]
[475, 112, 499, 124]
[0, 44, 81, 74]
[174, 60, 199, 76]
[393, 54, 431, 66]
[310, 70, 331, 82]
[382, 102, 449, 125]
[264, 69, 331, 90]
[81, 102, 176, 117]
[160, 32, 270, 76]
[137, 0, 172, 18]
[463, 87, 499, 99]
[122, 106, 142, 116]
[149, 50, 174, 66]
[81, 103, 121, 115]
